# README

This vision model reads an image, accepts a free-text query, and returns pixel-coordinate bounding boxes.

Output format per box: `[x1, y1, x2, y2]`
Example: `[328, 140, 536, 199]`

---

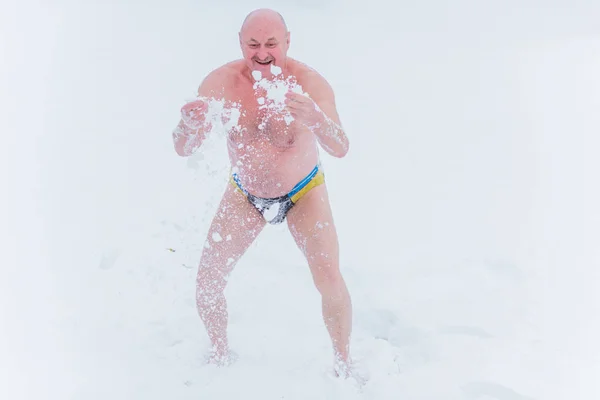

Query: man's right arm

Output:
[172, 68, 230, 157]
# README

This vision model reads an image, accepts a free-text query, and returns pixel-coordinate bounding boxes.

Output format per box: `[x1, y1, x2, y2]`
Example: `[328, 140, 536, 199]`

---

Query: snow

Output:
[253, 67, 306, 126]
[2, 1, 600, 399]
[251, 70, 263, 81]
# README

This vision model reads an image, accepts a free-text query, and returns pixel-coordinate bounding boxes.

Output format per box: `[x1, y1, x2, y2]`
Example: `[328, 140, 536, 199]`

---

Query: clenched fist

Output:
[181, 98, 209, 130]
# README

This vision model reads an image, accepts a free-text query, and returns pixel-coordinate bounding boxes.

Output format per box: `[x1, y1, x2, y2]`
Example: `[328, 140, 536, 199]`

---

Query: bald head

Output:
[240, 8, 288, 34]
[238, 8, 291, 77]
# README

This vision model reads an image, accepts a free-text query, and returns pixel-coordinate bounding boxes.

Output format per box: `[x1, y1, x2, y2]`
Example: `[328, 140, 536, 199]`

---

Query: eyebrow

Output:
[248, 37, 278, 43]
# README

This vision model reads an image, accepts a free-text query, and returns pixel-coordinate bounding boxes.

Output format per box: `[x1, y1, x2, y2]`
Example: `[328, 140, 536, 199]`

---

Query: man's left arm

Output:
[286, 76, 350, 158]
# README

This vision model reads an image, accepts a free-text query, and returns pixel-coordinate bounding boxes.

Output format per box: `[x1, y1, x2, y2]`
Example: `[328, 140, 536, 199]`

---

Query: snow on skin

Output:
[182, 96, 245, 177]
[250, 64, 347, 157]
[201, 97, 243, 133]
[252, 65, 307, 126]
[211, 232, 223, 242]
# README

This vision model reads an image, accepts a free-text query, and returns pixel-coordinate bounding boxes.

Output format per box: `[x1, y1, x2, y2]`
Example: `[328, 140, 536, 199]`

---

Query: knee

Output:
[196, 264, 226, 301]
[312, 263, 345, 296]
[197, 247, 235, 288]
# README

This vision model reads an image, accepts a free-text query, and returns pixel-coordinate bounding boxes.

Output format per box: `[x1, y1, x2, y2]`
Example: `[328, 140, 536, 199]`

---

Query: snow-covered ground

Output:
[2, 1, 600, 399]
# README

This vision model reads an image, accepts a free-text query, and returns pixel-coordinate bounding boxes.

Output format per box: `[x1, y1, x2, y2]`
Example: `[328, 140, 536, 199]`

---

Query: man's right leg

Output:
[196, 182, 266, 363]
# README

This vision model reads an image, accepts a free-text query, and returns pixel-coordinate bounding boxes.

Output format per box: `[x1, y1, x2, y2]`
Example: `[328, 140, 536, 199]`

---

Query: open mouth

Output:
[255, 59, 273, 66]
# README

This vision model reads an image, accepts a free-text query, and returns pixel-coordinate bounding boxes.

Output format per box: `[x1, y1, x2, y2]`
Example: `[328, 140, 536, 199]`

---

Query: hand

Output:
[181, 98, 209, 129]
[284, 92, 324, 128]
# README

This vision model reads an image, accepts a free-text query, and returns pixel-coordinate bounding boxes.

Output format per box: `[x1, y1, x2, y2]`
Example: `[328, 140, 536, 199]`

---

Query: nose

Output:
[256, 49, 269, 61]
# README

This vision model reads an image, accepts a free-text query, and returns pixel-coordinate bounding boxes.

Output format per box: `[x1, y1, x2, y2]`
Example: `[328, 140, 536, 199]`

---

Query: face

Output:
[239, 17, 290, 79]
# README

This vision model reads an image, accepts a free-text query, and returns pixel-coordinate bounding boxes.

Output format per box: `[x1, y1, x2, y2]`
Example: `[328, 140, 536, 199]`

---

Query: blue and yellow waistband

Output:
[230, 164, 324, 204]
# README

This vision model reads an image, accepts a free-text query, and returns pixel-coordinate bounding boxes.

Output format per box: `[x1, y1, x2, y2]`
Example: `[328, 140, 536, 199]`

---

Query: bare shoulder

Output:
[290, 59, 335, 101]
[197, 60, 245, 98]
[290, 58, 341, 123]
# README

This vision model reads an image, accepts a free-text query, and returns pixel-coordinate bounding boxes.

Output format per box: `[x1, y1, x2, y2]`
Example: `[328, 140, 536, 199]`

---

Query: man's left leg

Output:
[286, 183, 353, 372]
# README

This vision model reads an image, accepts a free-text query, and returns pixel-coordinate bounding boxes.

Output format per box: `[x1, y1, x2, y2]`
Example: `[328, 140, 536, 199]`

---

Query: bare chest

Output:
[227, 90, 304, 150]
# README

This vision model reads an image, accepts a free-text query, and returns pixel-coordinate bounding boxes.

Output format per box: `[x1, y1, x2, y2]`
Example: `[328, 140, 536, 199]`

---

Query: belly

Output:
[228, 133, 320, 198]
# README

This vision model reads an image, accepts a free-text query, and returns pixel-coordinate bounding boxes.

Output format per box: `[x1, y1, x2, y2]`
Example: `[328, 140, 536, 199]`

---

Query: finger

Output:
[184, 98, 206, 107]
[184, 99, 207, 110]
[182, 104, 205, 116]
[285, 105, 299, 116]
[285, 95, 310, 107]
[285, 92, 306, 103]
[285, 99, 301, 109]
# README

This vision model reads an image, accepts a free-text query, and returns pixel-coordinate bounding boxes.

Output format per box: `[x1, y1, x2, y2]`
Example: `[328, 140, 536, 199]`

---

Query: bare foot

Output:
[205, 347, 239, 367]
[333, 356, 352, 378]
[333, 357, 368, 387]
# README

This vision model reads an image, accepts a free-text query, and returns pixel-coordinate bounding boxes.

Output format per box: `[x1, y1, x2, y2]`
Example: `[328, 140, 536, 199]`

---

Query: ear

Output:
[238, 31, 242, 47]
[286, 31, 291, 48]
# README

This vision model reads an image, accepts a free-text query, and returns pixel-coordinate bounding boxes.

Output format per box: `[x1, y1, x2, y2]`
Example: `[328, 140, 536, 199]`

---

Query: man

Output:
[172, 8, 353, 376]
